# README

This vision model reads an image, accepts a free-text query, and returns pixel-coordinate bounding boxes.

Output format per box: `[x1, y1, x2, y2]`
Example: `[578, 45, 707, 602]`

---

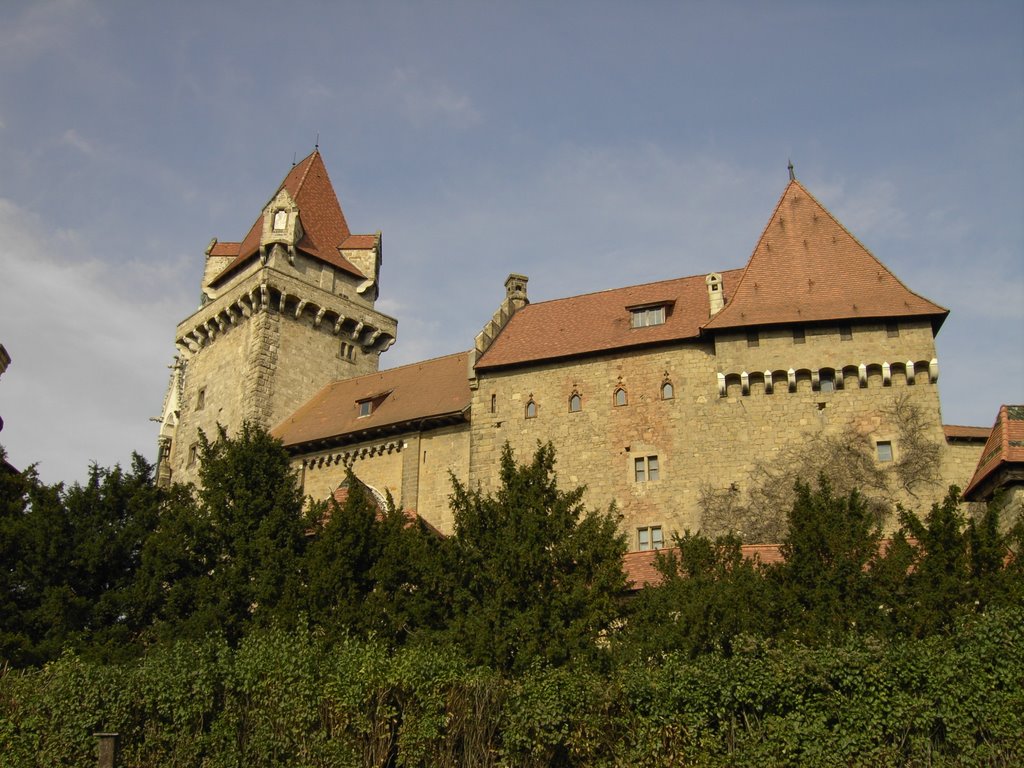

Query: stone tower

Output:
[156, 150, 397, 486]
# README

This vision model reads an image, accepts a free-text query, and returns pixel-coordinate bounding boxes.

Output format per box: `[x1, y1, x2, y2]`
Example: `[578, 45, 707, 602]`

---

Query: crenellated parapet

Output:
[174, 269, 397, 359]
[716, 358, 939, 397]
[301, 439, 405, 472]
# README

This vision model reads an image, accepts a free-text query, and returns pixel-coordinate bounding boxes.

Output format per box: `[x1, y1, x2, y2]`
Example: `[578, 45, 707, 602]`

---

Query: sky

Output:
[0, 0, 1021, 485]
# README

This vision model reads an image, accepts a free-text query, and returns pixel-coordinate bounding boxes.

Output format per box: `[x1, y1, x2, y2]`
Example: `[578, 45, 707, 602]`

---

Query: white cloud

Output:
[0, 0, 102, 64]
[0, 198, 185, 484]
[389, 68, 481, 129]
[60, 128, 95, 156]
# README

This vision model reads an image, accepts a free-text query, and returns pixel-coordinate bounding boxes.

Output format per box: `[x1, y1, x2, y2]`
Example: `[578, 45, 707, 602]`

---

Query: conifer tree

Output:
[445, 442, 626, 673]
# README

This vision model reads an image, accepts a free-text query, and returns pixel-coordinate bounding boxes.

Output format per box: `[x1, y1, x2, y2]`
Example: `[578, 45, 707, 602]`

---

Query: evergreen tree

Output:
[303, 472, 448, 644]
[778, 477, 882, 637]
[620, 530, 774, 659]
[445, 442, 626, 673]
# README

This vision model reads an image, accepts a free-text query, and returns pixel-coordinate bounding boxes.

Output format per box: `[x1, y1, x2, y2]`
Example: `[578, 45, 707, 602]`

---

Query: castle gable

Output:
[211, 150, 371, 286]
[273, 351, 472, 450]
[475, 269, 743, 370]
[704, 180, 948, 332]
[963, 405, 1024, 501]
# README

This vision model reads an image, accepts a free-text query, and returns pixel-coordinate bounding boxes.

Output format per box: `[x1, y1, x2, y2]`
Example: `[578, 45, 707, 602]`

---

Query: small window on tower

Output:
[840, 325, 853, 341]
[195, 387, 206, 411]
[614, 388, 628, 406]
[525, 399, 537, 419]
[747, 331, 760, 348]
[876, 440, 894, 462]
[273, 209, 288, 231]
[634, 455, 659, 482]
[661, 382, 674, 400]
[569, 393, 582, 412]
[187, 443, 198, 468]
[490, 394, 496, 414]
[886, 322, 900, 338]
[793, 328, 805, 344]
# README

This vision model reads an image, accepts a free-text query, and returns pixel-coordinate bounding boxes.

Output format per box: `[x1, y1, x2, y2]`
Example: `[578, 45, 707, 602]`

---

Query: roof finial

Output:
[292, 152, 296, 167]
[315, 132, 319, 151]
[788, 159, 795, 181]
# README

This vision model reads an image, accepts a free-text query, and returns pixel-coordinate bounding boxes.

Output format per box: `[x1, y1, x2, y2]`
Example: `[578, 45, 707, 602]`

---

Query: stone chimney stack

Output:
[705, 272, 725, 316]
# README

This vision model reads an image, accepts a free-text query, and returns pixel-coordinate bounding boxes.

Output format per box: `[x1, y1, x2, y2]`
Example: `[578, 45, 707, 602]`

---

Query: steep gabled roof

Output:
[475, 269, 744, 370]
[703, 180, 948, 331]
[272, 351, 472, 449]
[963, 405, 1024, 501]
[211, 150, 369, 286]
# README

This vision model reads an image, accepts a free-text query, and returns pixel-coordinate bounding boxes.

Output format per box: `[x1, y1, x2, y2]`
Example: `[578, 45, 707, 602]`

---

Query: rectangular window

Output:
[187, 443, 198, 468]
[634, 455, 659, 482]
[840, 325, 853, 341]
[630, 306, 666, 328]
[876, 440, 893, 462]
[490, 394, 496, 414]
[340, 342, 356, 361]
[638, 525, 664, 551]
[195, 387, 206, 411]
[747, 331, 759, 348]
[819, 372, 835, 393]
[793, 328, 805, 344]
[886, 322, 900, 338]
[358, 400, 372, 418]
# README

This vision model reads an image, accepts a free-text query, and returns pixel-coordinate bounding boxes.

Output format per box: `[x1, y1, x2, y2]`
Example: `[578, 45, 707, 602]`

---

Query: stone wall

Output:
[469, 319, 982, 549]
[292, 422, 471, 531]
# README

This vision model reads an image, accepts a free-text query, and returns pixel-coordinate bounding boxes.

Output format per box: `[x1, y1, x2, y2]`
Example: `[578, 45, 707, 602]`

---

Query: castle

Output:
[156, 150, 997, 550]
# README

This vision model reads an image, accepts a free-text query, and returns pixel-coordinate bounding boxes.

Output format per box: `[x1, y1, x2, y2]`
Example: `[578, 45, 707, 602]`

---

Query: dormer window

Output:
[272, 209, 288, 231]
[630, 305, 666, 328]
[358, 400, 372, 418]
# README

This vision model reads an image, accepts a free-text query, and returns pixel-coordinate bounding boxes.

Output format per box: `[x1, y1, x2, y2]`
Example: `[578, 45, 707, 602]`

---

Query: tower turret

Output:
[156, 150, 398, 486]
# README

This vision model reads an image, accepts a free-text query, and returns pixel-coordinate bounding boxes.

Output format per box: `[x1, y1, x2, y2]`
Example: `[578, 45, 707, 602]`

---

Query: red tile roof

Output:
[943, 425, 991, 441]
[963, 405, 1024, 501]
[475, 269, 744, 370]
[208, 241, 241, 257]
[211, 151, 371, 286]
[623, 543, 786, 589]
[704, 180, 948, 332]
[272, 351, 472, 449]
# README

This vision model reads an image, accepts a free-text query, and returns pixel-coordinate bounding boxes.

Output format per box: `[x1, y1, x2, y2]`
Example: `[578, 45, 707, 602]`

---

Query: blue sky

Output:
[0, 0, 1021, 484]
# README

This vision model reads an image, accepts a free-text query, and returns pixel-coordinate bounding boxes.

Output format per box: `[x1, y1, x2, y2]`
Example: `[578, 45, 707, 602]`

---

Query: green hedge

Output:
[2, 610, 1022, 767]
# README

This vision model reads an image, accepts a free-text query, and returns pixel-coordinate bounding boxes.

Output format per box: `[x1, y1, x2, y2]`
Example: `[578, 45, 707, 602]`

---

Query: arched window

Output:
[273, 209, 288, 231]
[614, 388, 627, 406]
[525, 400, 537, 419]
[569, 393, 582, 412]
[661, 382, 674, 400]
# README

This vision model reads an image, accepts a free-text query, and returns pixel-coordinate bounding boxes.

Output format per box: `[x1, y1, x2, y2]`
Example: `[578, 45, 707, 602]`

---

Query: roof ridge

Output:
[521, 267, 746, 309]
[792, 180, 950, 317]
[696, 180, 794, 330]
[292, 149, 318, 197]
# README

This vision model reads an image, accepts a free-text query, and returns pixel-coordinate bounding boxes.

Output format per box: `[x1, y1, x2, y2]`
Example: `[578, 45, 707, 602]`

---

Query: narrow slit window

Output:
[196, 387, 206, 411]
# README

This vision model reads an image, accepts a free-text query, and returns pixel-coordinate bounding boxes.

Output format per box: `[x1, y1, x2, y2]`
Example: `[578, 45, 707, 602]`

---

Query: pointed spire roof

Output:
[211, 150, 369, 285]
[703, 179, 948, 332]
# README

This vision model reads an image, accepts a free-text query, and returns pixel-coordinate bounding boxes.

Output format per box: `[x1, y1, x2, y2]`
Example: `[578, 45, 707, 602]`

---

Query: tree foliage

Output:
[445, 442, 627, 673]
